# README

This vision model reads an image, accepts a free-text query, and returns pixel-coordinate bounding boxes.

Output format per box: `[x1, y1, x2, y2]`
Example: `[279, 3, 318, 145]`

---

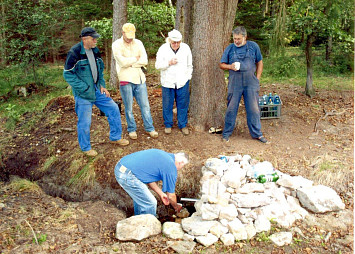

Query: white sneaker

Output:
[181, 127, 189, 135]
[83, 149, 98, 157]
[128, 132, 137, 140]
[164, 128, 172, 134]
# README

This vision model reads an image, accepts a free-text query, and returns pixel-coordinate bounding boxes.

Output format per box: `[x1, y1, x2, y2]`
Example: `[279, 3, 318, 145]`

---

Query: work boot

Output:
[111, 138, 129, 146]
[128, 131, 137, 140]
[164, 128, 172, 134]
[83, 149, 98, 157]
[148, 130, 158, 138]
[181, 127, 189, 135]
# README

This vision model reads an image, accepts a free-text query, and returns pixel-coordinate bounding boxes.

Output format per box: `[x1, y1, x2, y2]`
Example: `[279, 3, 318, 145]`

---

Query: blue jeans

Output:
[222, 87, 262, 139]
[75, 88, 123, 151]
[119, 82, 155, 133]
[114, 162, 157, 216]
[162, 81, 190, 129]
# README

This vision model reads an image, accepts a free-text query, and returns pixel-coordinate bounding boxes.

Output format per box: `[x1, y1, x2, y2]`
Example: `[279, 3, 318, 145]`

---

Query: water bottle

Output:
[262, 94, 268, 105]
[257, 173, 279, 183]
[273, 93, 280, 104]
[268, 93, 274, 105]
[258, 96, 263, 106]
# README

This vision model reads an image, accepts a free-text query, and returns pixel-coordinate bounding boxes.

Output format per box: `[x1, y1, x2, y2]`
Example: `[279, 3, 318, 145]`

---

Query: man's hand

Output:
[100, 87, 110, 97]
[169, 58, 178, 66]
[160, 193, 170, 205]
[174, 203, 183, 213]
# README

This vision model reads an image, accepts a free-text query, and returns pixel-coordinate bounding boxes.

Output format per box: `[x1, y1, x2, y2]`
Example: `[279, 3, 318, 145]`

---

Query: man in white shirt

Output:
[155, 29, 193, 135]
[112, 23, 158, 140]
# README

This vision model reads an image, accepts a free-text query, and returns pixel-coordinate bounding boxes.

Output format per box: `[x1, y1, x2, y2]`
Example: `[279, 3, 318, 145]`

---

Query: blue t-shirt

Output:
[220, 41, 262, 64]
[120, 149, 177, 193]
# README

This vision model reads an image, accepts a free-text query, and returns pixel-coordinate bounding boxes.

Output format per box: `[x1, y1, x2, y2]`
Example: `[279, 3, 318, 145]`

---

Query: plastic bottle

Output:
[273, 93, 280, 104]
[257, 173, 279, 183]
[268, 93, 274, 105]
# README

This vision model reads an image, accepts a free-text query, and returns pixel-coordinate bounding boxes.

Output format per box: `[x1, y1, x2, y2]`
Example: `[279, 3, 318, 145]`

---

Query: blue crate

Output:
[259, 98, 282, 119]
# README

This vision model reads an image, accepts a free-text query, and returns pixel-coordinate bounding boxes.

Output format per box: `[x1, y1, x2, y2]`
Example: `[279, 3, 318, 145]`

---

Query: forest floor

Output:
[0, 76, 353, 253]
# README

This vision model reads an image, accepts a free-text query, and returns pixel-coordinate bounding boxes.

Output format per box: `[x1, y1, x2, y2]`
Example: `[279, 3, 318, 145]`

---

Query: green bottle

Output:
[258, 173, 279, 183]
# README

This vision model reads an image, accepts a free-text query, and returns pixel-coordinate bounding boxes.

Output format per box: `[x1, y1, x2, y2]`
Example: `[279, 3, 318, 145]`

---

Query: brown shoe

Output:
[111, 138, 130, 146]
[164, 128, 172, 134]
[128, 131, 137, 140]
[181, 127, 189, 135]
[148, 130, 158, 138]
[83, 149, 98, 157]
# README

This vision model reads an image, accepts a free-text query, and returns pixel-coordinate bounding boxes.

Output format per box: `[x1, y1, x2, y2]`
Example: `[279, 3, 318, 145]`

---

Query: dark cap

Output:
[80, 27, 100, 38]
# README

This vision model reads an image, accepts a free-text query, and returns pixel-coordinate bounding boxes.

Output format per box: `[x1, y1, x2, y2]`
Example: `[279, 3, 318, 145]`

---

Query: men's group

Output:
[63, 23, 267, 157]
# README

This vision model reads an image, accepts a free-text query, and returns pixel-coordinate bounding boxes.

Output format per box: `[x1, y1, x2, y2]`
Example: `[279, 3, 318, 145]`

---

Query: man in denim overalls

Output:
[220, 26, 268, 143]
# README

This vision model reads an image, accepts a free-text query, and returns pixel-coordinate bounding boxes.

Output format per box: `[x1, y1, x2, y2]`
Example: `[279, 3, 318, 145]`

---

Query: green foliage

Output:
[128, 2, 175, 56]
[33, 233, 47, 245]
[2, 0, 71, 84]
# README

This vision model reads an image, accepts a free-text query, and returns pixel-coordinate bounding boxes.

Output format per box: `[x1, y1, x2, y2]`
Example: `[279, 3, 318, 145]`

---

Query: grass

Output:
[66, 162, 96, 189]
[262, 47, 353, 91]
[5, 177, 42, 194]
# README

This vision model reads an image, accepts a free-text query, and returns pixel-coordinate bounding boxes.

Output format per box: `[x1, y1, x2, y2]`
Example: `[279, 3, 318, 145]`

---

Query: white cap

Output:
[168, 29, 182, 42]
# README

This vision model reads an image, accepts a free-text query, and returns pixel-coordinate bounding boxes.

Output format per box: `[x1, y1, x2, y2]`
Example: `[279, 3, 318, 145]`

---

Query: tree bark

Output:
[305, 33, 315, 97]
[0, 0, 6, 65]
[325, 35, 332, 63]
[189, 0, 239, 131]
[110, 0, 127, 89]
[175, 0, 193, 45]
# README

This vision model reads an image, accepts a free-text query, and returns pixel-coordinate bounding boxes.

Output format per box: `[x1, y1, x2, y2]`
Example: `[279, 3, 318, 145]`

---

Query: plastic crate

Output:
[259, 99, 282, 119]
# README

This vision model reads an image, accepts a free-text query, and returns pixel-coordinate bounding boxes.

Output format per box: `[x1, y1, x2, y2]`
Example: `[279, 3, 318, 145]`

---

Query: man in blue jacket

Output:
[64, 27, 129, 157]
[114, 149, 188, 216]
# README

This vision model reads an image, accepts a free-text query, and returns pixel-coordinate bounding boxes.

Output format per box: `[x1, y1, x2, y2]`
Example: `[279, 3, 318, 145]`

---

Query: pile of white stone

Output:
[116, 154, 345, 249]
[178, 154, 345, 247]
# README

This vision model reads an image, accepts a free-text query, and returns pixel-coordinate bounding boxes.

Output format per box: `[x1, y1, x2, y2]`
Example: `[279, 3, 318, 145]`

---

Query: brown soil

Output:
[0, 78, 353, 253]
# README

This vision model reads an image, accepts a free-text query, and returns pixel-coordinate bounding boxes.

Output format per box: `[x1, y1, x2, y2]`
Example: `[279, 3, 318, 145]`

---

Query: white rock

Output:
[245, 223, 257, 239]
[286, 195, 309, 219]
[226, 187, 235, 193]
[269, 232, 293, 246]
[167, 240, 196, 254]
[227, 218, 248, 240]
[277, 175, 313, 190]
[162, 222, 184, 239]
[200, 203, 220, 220]
[201, 177, 220, 197]
[219, 204, 239, 221]
[297, 185, 345, 213]
[220, 233, 235, 245]
[209, 221, 229, 238]
[115, 214, 161, 241]
[183, 233, 195, 241]
[231, 193, 272, 208]
[257, 202, 296, 228]
[254, 215, 271, 232]
[181, 215, 217, 236]
[205, 158, 227, 176]
[238, 182, 265, 194]
[196, 233, 218, 247]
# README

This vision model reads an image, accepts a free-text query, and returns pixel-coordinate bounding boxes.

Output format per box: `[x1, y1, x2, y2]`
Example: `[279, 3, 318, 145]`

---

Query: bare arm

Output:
[220, 62, 235, 71]
[166, 193, 182, 212]
[256, 60, 263, 80]
[147, 182, 169, 205]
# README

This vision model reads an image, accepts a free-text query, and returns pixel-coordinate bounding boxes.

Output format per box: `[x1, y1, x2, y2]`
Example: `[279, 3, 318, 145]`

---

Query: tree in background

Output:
[289, 0, 354, 97]
[1, 0, 70, 84]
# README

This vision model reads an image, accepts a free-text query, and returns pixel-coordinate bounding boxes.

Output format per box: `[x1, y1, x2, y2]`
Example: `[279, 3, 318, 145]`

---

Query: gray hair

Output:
[175, 152, 189, 164]
[232, 26, 247, 37]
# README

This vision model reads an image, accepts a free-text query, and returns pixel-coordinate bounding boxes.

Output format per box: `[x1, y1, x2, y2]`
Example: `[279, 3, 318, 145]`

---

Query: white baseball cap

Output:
[168, 29, 182, 42]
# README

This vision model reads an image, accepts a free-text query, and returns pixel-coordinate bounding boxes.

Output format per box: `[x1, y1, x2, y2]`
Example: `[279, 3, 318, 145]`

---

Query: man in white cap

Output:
[112, 23, 158, 140]
[155, 29, 193, 135]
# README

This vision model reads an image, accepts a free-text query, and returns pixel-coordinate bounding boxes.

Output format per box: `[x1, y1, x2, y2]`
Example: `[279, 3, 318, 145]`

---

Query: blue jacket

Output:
[63, 41, 106, 102]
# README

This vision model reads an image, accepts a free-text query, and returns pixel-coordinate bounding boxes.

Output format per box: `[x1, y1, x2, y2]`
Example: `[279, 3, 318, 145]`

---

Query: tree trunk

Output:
[0, 0, 6, 65]
[175, 0, 193, 46]
[189, 0, 239, 131]
[325, 35, 332, 63]
[305, 33, 315, 97]
[109, 0, 127, 89]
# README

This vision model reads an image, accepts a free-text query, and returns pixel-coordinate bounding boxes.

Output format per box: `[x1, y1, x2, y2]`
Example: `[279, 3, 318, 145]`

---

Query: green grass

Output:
[262, 47, 353, 91]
